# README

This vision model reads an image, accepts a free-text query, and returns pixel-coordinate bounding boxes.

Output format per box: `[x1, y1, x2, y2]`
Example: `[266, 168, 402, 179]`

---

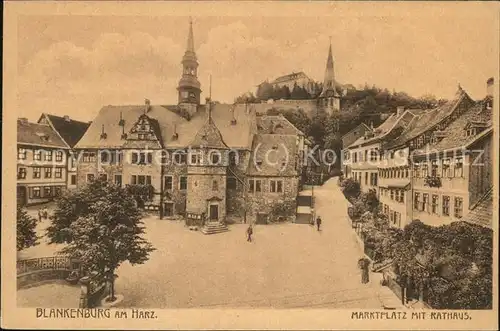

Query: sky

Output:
[15, 3, 498, 122]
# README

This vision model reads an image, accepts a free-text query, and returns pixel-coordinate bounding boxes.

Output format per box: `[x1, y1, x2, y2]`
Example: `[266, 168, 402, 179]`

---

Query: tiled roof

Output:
[347, 110, 415, 148]
[190, 115, 229, 149]
[271, 72, 310, 84]
[17, 119, 69, 149]
[75, 103, 258, 150]
[385, 88, 470, 149]
[42, 114, 90, 148]
[256, 115, 304, 135]
[462, 189, 493, 228]
[413, 101, 492, 154]
[247, 134, 299, 177]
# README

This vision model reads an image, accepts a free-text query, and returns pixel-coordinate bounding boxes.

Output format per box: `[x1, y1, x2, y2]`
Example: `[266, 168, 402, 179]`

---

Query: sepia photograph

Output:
[2, 1, 499, 330]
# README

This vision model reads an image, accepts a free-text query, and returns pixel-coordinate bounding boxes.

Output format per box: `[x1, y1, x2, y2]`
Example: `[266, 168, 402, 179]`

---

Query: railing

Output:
[17, 256, 71, 275]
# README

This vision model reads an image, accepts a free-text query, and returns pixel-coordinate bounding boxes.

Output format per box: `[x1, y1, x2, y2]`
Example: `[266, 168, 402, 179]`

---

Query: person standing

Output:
[246, 224, 253, 242]
[37, 209, 42, 223]
[316, 216, 322, 231]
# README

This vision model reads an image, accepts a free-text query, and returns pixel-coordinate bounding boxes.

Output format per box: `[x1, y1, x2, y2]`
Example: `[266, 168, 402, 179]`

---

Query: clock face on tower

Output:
[181, 91, 189, 98]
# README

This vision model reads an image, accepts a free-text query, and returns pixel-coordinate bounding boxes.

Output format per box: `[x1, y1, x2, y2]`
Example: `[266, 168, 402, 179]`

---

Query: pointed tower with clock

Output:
[177, 18, 202, 116]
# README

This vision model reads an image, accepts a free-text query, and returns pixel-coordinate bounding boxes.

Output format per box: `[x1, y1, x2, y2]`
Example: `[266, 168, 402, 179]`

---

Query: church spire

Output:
[320, 38, 337, 97]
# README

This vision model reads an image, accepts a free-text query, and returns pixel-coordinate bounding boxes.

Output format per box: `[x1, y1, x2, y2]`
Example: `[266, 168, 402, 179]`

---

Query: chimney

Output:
[63, 115, 71, 122]
[18, 117, 29, 124]
[486, 77, 494, 97]
[396, 106, 405, 116]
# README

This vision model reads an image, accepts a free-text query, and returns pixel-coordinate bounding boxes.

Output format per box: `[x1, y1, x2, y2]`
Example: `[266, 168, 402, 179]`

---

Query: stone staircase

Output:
[201, 222, 229, 235]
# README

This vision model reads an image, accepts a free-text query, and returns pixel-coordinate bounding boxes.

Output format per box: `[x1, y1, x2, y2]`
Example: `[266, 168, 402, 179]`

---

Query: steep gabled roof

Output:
[39, 113, 90, 148]
[75, 103, 258, 150]
[247, 134, 299, 177]
[462, 189, 493, 229]
[190, 113, 229, 149]
[385, 87, 472, 150]
[256, 115, 304, 136]
[413, 101, 492, 155]
[18, 119, 69, 149]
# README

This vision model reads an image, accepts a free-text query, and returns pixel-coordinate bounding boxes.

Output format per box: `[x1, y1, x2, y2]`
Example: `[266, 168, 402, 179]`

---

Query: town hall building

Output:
[74, 20, 308, 225]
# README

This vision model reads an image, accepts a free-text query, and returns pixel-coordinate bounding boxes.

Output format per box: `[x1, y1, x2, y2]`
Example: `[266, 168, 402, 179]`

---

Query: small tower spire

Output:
[187, 17, 195, 53]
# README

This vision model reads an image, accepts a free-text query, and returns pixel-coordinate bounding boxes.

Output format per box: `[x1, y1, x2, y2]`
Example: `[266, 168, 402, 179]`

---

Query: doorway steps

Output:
[201, 222, 229, 235]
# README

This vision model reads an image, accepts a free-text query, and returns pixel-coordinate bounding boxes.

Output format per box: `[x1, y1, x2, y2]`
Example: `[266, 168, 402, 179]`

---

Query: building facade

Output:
[17, 118, 69, 206]
[74, 20, 308, 224]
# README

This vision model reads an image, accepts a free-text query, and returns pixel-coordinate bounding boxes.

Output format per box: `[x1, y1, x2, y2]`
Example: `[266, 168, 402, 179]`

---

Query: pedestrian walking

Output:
[316, 216, 322, 231]
[246, 224, 253, 242]
[42, 207, 48, 219]
[37, 209, 42, 223]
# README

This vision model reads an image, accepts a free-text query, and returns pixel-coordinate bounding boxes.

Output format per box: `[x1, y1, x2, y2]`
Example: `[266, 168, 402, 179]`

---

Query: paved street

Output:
[18, 178, 401, 308]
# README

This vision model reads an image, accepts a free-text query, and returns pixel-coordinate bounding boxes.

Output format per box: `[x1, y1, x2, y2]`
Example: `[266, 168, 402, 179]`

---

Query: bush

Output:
[340, 178, 361, 201]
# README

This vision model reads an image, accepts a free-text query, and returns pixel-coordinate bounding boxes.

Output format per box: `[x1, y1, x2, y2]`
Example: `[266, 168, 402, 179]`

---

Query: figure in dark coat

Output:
[246, 225, 253, 242]
[316, 216, 322, 231]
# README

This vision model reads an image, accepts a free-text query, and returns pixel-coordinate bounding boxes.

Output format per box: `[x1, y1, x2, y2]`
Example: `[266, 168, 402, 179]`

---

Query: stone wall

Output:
[186, 165, 227, 219]
[17, 269, 70, 289]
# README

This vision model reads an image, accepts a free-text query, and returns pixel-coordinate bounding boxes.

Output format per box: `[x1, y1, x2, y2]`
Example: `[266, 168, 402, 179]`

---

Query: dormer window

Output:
[256, 160, 263, 166]
[100, 132, 107, 139]
[466, 128, 476, 137]
[172, 133, 179, 140]
[231, 119, 237, 125]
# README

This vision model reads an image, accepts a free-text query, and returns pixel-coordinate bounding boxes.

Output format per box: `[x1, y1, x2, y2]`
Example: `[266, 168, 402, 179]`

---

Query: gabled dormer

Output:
[464, 121, 488, 137]
[124, 114, 163, 148]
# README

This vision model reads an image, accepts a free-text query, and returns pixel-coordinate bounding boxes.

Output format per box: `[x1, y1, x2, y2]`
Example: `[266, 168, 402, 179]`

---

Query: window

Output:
[54, 187, 62, 197]
[454, 157, 463, 177]
[442, 196, 450, 216]
[44, 167, 52, 178]
[212, 180, 218, 191]
[395, 190, 400, 202]
[210, 152, 220, 165]
[413, 162, 420, 178]
[18, 148, 27, 160]
[100, 151, 109, 163]
[18, 167, 27, 179]
[270, 180, 283, 193]
[422, 193, 429, 212]
[99, 174, 108, 181]
[82, 152, 96, 163]
[179, 176, 187, 190]
[414, 192, 420, 211]
[364, 150, 368, 161]
[56, 151, 63, 162]
[190, 153, 201, 165]
[34, 150, 42, 161]
[55, 168, 62, 178]
[353, 152, 358, 163]
[71, 175, 77, 185]
[442, 159, 451, 177]
[114, 175, 122, 186]
[164, 176, 173, 190]
[422, 163, 428, 177]
[136, 175, 151, 185]
[431, 159, 438, 177]
[33, 167, 41, 179]
[45, 151, 53, 161]
[365, 172, 368, 185]
[44, 186, 52, 197]
[229, 151, 238, 166]
[399, 190, 405, 203]
[431, 194, 438, 214]
[227, 177, 237, 190]
[87, 174, 95, 182]
[32, 187, 41, 198]
[454, 197, 463, 218]
[131, 152, 139, 164]
[370, 150, 377, 161]
[174, 152, 187, 164]
[248, 179, 262, 193]
[405, 168, 409, 178]
[390, 190, 394, 200]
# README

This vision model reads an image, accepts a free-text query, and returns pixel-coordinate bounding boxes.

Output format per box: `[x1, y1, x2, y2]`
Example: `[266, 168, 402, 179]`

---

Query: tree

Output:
[17, 206, 39, 251]
[340, 178, 361, 201]
[234, 92, 259, 104]
[47, 178, 155, 302]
